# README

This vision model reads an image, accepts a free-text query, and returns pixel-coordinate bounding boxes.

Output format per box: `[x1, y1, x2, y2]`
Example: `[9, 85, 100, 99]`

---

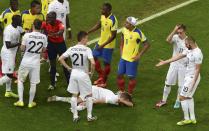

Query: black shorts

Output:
[47, 41, 67, 60]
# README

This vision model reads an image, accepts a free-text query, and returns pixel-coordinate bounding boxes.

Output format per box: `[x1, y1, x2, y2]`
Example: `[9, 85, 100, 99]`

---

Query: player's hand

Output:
[156, 59, 166, 67]
[89, 72, 93, 78]
[98, 44, 105, 50]
[174, 24, 180, 32]
[67, 67, 72, 72]
[132, 55, 141, 61]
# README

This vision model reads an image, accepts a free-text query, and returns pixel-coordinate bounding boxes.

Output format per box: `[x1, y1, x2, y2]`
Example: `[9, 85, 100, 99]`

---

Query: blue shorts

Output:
[92, 43, 113, 64]
[47, 41, 67, 60]
[117, 58, 139, 78]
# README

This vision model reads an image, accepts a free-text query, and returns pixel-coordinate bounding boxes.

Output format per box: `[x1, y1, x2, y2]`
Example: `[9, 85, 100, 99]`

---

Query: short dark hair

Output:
[178, 24, 186, 31]
[47, 11, 57, 18]
[12, 15, 21, 23]
[10, 0, 18, 4]
[33, 19, 42, 30]
[31, 0, 41, 8]
[77, 31, 88, 42]
[120, 92, 133, 103]
[186, 36, 196, 44]
[103, 2, 112, 11]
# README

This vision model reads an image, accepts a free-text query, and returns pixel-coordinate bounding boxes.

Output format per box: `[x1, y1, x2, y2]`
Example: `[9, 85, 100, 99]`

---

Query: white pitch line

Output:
[87, 0, 198, 45]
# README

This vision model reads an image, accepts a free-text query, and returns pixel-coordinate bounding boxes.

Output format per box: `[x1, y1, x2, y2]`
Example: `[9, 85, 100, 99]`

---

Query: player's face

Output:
[124, 21, 133, 30]
[177, 28, 185, 38]
[101, 5, 108, 15]
[10, 1, 19, 11]
[32, 4, 41, 14]
[46, 15, 55, 24]
[15, 16, 22, 26]
[185, 39, 192, 50]
[82, 35, 89, 45]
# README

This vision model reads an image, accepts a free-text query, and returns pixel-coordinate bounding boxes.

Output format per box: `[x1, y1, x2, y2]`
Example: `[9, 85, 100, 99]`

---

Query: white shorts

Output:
[165, 65, 186, 87]
[180, 75, 200, 98]
[67, 69, 92, 101]
[18, 65, 40, 84]
[1, 53, 16, 74]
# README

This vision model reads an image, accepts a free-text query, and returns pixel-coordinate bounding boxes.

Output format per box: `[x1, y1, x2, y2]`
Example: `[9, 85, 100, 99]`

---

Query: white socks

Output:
[162, 85, 171, 102]
[6, 79, 12, 92]
[181, 100, 189, 120]
[18, 80, 24, 102]
[86, 97, 93, 118]
[56, 96, 71, 103]
[176, 86, 182, 102]
[29, 83, 36, 104]
[71, 97, 78, 118]
[188, 98, 195, 120]
[0, 75, 11, 86]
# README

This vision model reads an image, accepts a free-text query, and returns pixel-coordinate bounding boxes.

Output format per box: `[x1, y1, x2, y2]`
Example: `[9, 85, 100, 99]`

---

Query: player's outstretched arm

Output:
[156, 53, 186, 67]
[87, 21, 101, 34]
[5, 41, 20, 49]
[66, 15, 72, 39]
[58, 55, 71, 71]
[120, 34, 124, 56]
[119, 99, 133, 107]
[166, 25, 180, 44]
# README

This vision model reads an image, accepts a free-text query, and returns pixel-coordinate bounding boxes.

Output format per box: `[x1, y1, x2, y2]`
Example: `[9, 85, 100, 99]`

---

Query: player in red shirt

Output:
[42, 11, 70, 90]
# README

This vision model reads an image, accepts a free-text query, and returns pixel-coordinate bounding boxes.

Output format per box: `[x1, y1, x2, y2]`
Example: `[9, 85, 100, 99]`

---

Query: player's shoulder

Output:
[109, 14, 117, 25]
[133, 28, 143, 38]
[2, 8, 11, 16]
[21, 10, 30, 15]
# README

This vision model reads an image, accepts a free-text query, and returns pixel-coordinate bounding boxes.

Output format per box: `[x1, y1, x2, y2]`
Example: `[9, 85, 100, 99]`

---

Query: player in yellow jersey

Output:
[41, 0, 54, 19]
[22, 0, 44, 32]
[0, 0, 20, 34]
[87, 3, 118, 87]
[117, 17, 150, 95]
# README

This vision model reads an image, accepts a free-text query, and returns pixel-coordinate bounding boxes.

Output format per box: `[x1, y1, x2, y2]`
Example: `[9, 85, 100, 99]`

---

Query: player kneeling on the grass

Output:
[156, 36, 203, 126]
[156, 24, 188, 109]
[14, 19, 48, 108]
[0, 15, 23, 98]
[117, 17, 150, 95]
[59, 31, 97, 122]
[47, 85, 133, 109]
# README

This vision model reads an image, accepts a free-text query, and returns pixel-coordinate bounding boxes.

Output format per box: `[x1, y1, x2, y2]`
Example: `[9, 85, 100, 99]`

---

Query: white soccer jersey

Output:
[21, 32, 48, 67]
[182, 47, 203, 76]
[63, 44, 93, 73]
[92, 86, 119, 105]
[1, 24, 22, 56]
[171, 34, 188, 68]
[48, 0, 70, 27]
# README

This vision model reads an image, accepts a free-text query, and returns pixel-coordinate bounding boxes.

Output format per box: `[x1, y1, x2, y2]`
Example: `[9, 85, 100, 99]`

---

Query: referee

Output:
[42, 11, 70, 90]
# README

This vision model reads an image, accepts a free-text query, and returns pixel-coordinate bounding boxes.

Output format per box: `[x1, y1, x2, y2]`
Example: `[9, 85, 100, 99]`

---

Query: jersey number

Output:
[72, 53, 84, 66]
[28, 41, 43, 54]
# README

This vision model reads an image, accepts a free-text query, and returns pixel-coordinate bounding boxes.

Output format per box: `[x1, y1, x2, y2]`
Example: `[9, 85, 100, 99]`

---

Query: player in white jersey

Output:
[156, 36, 203, 126]
[14, 19, 48, 108]
[59, 31, 96, 122]
[0, 15, 22, 98]
[48, 0, 71, 40]
[156, 24, 188, 108]
[47, 85, 133, 109]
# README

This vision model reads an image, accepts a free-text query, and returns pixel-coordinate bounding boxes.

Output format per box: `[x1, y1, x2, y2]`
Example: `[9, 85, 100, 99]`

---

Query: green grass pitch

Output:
[0, 0, 209, 130]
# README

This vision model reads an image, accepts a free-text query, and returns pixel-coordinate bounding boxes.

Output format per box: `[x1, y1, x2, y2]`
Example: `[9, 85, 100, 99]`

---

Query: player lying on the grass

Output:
[156, 36, 203, 126]
[156, 24, 188, 109]
[14, 19, 48, 108]
[0, 15, 23, 98]
[47, 85, 133, 108]
[59, 31, 96, 122]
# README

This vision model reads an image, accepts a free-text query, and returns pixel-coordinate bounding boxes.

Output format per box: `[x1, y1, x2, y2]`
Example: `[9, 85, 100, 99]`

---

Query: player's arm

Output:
[190, 64, 201, 91]
[156, 53, 186, 67]
[20, 44, 26, 52]
[132, 40, 150, 61]
[5, 41, 21, 49]
[120, 34, 124, 56]
[58, 55, 71, 71]
[166, 25, 180, 44]
[93, 99, 106, 104]
[89, 58, 95, 78]
[0, 13, 4, 37]
[119, 99, 133, 107]
[98, 30, 117, 49]
[87, 21, 101, 34]
[66, 15, 72, 39]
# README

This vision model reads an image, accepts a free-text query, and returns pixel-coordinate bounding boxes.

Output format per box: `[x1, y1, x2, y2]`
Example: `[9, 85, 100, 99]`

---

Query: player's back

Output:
[21, 32, 47, 67]
[68, 44, 92, 73]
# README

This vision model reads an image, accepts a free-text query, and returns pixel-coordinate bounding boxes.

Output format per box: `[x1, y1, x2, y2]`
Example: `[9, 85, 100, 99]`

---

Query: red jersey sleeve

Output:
[58, 22, 65, 30]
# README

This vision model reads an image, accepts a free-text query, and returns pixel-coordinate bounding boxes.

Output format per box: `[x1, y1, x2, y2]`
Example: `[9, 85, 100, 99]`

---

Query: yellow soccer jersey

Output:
[98, 14, 118, 49]
[0, 8, 20, 28]
[22, 10, 44, 31]
[121, 27, 147, 62]
[41, 0, 54, 19]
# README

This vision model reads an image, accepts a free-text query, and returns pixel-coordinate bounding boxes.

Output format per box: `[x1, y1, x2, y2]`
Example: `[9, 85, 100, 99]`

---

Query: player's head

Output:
[125, 17, 137, 30]
[176, 24, 186, 38]
[101, 3, 112, 15]
[31, 0, 41, 14]
[46, 12, 56, 24]
[119, 92, 133, 107]
[33, 19, 42, 31]
[185, 36, 196, 50]
[12, 15, 22, 26]
[10, 0, 18, 11]
[77, 31, 88, 45]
